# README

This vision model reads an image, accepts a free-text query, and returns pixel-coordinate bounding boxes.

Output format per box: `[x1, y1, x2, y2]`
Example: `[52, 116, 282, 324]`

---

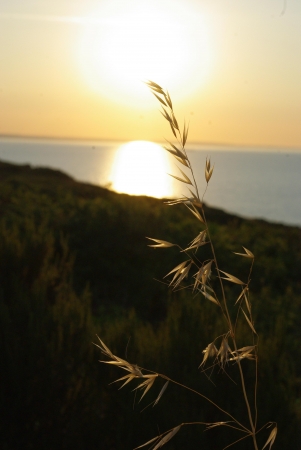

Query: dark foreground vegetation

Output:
[0, 160, 300, 449]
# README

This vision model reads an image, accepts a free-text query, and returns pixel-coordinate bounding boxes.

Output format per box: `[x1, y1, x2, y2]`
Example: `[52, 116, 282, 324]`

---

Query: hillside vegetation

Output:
[0, 160, 300, 449]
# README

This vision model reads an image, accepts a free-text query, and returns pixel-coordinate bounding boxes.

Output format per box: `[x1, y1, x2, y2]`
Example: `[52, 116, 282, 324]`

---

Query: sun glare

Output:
[77, 0, 213, 107]
[110, 141, 173, 198]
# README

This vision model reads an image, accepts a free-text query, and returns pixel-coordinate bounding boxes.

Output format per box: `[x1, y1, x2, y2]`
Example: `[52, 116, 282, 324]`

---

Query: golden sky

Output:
[0, 0, 300, 147]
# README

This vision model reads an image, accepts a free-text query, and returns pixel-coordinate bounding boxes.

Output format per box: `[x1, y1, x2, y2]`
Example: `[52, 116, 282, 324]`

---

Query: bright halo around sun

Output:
[110, 141, 173, 198]
[77, 0, 213, 107]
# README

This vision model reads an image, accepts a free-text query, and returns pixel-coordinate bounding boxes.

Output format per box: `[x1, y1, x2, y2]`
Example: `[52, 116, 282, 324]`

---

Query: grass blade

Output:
[164, 260, 189, 278]
[234, 247, 254, 258]
[164, 91, 173, 109]
[153, 381, 169, 406]
[146, 237, 177, 248]
[234, 286, 248, 305]
[171, 111, 179, 130]
[160, 108, 172, 123]
[153, 92, 167, 106]
[200, 288, 219, 305]
[153, 425, 181, 450]
[168, 172, 192, 185]
[242, 309, 257, 335]
[174, 155, 189, 167]
[182, 121, 189, 146]
[169, 121, 177, 138]
[134, 435, 160, 449]
[184, 203, 204, 222]
[169, 141, 188, 157]
[219, 270, 245, 285]
[262, 425, 277, 450]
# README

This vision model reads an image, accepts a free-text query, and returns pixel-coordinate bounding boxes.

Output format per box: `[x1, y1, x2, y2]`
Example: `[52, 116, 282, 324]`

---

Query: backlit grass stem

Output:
[96, 81, 277, 450]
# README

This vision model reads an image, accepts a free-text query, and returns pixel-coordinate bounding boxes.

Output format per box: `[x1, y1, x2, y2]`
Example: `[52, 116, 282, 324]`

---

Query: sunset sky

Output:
[0, 0, 300, 147]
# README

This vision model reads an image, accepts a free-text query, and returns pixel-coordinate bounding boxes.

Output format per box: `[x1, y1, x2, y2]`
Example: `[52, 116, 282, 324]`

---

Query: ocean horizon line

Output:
[1, 134, 301, 153]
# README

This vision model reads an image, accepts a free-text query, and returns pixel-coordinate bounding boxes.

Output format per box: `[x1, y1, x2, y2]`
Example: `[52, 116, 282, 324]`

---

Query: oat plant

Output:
[95, 81, 277, 450]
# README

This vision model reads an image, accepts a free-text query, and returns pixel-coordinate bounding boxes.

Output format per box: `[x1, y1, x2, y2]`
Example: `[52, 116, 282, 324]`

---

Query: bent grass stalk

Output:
[95, 81, 277, 450]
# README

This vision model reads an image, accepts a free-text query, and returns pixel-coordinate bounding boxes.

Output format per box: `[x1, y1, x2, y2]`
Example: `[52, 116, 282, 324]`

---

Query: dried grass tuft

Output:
[95, 82, 277, 450]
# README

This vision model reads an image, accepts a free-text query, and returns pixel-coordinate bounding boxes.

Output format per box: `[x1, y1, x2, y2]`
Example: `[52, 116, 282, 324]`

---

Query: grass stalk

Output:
[96, 81, 277, 450]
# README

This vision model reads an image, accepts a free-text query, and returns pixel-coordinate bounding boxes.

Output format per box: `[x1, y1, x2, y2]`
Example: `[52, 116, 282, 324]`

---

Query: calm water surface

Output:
[0, 137, 300, 227]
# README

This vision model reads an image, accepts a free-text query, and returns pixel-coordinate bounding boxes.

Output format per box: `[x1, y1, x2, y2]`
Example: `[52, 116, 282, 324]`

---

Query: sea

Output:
[1, 136, 301, 228]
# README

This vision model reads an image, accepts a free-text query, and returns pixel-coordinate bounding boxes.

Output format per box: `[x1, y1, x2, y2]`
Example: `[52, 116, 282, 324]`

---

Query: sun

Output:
[110, 141, 174, 198]
[77, 0, 213, 107]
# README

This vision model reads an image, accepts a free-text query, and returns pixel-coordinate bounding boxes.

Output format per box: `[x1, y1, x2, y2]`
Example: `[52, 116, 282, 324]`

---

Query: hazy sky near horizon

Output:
[0, 0, 301, 147]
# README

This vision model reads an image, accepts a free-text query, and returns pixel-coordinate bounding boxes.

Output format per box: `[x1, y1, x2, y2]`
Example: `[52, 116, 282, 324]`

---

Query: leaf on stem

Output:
[230, 345, 256, 362]
[262, 425, 277, 450]
[199, 342, 218, 367]
[164, 196, 191, 206]
[171, 111, 179, 130]
[206, 167, 214, 183]
[94, 335, 114, 358]
[146, 237, 177, 248]
[165, 260, 192, 289]
[152, 92, 168, 106]
[192, 275, 202, 292]
[145, 80, 164, 94]
[165, 196, 202, 207]
[244, 294, 251, 314]
[205, 421, 231, 430]
[200, 287, 220, 305]
[205, 157, 210, 171]
[164, 143, 188, 166]
[112, 374, 139, 389]
[173, 262, 192, 289]
[94, 337, 146, 389]
[241, 309, 257, 335]
[184, 230, 207, 251]
[188, 188, 202, 207]
[133, 374, 158, 401]
[151, 86, 165, 94]
[234, 286, 252, 313]
[174, 155, 189, 167]
[153, 381, 169, 406]
[205, 157, 214, 183]
[184, 203, 204, 222]
[218, 270, 245, 285]
[193, 261, 212, 290]
[160, 108, 173, 124]
[167, 141, 188, 158]
[168, 173, 189, 184]
[234, 246, 254, 258]
[182, 121, 189, 147]
[191, 230, 207, 244]
[163, 146, 178, 157]
[168, 167, 192, 185]
[134, 435, 161, 449]
[234, 286, 249, 305]
[218, 337, 233, 367]
[102, 359, 142, 375]
[152, 426, 182, 450]
[165, 260, 189, 278]
[164, 91, 173, 109]
[163, 145, 188, 163]
[169, 121, 177, 138]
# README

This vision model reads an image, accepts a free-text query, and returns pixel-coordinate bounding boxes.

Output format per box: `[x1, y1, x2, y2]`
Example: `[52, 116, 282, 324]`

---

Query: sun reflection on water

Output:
[110, 141, 173, 198]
